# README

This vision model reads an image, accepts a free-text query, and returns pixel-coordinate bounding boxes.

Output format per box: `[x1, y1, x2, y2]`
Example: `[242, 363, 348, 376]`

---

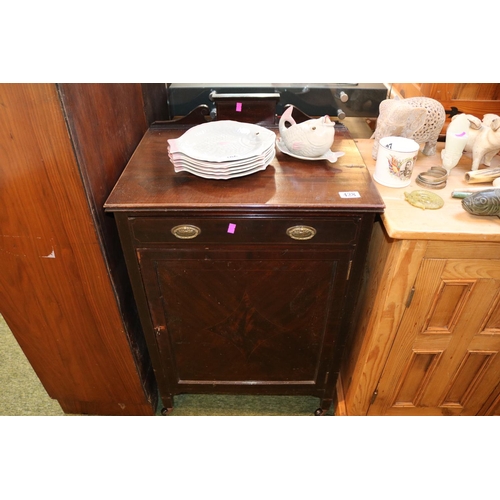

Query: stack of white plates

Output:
[167, 120, 276, 180]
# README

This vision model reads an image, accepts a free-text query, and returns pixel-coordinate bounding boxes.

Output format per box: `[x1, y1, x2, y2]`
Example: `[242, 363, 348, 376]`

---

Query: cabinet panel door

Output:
[370, 259, 500, 416]
[138, 247, 351, 394]
[478, 381, 500, 415]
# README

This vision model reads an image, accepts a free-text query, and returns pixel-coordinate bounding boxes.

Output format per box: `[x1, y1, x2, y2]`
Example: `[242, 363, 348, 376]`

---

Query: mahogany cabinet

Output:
[0, 83, 168, 415]
[339, 139, 500, 416]
[105, 122, 384, 415]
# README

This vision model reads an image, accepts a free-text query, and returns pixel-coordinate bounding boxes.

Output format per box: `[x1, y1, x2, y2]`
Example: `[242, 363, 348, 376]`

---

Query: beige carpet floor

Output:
[0, 313, 333, 416]
[0, 314, 66, 416]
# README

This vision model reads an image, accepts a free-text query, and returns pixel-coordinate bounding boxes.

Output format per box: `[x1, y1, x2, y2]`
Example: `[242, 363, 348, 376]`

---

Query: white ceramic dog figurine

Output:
[462, 113, 500, 170]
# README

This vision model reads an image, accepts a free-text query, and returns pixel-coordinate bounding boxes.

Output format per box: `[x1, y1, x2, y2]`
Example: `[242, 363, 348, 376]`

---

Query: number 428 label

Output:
[339, 191, 361, 199]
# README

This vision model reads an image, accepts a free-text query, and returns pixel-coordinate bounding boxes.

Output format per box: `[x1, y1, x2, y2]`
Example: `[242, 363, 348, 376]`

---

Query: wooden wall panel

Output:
[389, 83, 500, 133]
[0, 83, 155, 415]
[57, 84, 155, 401]
[58, 83, 147, 267]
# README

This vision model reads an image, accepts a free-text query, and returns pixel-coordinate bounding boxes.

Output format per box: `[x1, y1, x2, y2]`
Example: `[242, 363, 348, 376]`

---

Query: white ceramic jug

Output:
[278, 105, 335, 158]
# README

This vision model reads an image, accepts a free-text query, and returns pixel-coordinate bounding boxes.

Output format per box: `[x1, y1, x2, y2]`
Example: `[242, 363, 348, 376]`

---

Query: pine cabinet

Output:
[343, 228, 500, 416]
[376, 254, 500, 415]
[340, 139, 500, 416]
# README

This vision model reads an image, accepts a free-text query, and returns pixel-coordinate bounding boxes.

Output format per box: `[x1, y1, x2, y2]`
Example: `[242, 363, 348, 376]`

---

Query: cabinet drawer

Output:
[130, 216, 361, 246]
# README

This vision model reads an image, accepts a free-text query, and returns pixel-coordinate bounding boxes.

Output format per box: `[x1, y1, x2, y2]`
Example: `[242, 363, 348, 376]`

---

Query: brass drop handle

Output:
[286, 225, 317, 241]
[171, 224, 201, 239]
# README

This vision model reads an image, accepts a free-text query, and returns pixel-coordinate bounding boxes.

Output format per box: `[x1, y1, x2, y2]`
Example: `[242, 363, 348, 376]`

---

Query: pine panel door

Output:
[369, 258, 500, 416]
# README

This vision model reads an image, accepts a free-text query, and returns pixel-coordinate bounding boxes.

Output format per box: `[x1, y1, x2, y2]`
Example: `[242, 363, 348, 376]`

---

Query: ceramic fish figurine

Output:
[461, 188, 500, 217]
[278, 105, 335, 158]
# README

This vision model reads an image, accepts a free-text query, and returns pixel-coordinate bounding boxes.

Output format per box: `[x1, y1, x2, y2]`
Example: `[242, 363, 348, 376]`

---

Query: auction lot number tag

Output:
[339, 191, 361, 199]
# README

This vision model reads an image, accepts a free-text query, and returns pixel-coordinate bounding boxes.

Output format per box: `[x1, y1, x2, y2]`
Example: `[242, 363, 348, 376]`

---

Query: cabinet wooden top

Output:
[355, 139, 500, 242]
[104, 124, 384, 214]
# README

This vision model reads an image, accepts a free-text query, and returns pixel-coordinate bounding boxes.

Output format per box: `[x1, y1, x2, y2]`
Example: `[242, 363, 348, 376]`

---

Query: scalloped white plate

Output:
[169, 143, 275, 171]
[168, 121, 276, 162]
[174, 149, 276, 180]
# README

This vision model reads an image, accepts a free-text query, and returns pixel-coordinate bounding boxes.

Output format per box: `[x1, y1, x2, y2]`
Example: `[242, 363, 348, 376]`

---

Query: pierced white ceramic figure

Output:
[278, 105, 336, 158]
[372, 97, 446, 160]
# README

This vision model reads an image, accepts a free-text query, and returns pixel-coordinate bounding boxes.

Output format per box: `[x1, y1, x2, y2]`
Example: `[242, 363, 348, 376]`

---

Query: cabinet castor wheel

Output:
[314, 408, 326, 416]
[161, 407, 173, 416]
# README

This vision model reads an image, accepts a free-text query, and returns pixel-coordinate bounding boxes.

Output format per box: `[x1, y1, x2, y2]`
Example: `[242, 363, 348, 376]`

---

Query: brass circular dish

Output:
[404, 190, 444, 210]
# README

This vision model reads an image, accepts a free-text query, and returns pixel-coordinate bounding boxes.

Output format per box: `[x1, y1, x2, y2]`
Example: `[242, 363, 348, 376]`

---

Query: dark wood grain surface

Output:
[57, 83, 157, 409]
[105, 124, 384, 213]
[0, 84, 156, 415]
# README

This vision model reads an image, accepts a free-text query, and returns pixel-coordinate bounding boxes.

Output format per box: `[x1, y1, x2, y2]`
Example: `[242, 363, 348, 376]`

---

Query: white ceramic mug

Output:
[373, 136, 419, 188]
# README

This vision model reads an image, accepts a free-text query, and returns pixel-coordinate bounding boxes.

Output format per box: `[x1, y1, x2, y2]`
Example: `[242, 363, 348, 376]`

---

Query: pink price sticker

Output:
[227, 223, 236, 234]
[235, 102, 242, 112]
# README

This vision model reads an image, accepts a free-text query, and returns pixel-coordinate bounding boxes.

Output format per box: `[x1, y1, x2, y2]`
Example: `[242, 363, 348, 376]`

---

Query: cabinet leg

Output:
[315, 398, 333, 416]
[160, 394, 174, 416]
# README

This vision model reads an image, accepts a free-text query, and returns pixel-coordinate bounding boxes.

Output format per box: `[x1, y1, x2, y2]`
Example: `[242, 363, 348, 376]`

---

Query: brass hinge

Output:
[406, 287, 416, 308]
[346, 260, 353, 280]
[370, 389, 378, 404]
